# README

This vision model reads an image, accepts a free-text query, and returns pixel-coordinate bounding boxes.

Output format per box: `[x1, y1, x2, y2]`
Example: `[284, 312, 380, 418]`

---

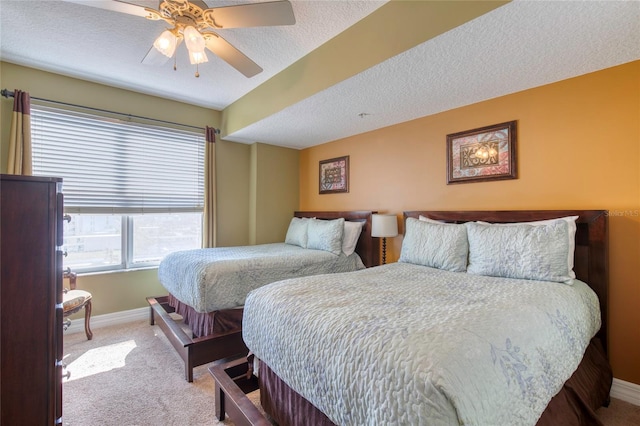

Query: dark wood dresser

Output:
[1, 174, 64, 425]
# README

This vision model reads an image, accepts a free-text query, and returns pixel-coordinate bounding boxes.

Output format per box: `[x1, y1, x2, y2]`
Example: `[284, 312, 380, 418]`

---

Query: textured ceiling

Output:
[1, 1, 639, 149]
[228, 0, 640, 148]
[1, 0, 387, 109]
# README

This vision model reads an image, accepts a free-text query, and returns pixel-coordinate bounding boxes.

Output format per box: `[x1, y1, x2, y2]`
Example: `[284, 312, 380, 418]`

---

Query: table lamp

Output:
[371, 214, 398, 265]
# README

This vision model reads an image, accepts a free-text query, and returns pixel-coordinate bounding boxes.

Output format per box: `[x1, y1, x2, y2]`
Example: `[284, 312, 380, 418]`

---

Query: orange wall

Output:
[300, 61, 640, 385]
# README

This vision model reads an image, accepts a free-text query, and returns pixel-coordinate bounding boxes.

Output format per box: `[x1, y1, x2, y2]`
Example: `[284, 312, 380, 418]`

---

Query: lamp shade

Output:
[183, 26, 205, 52]
[371, 214, 398, 238]
[153, 30, 178, 58]
[188, 49, 209, 65]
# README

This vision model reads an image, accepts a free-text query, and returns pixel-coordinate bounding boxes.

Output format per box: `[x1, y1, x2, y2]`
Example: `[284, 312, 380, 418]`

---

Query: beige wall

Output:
[0, 62, 299, 317]
[216, 139, 251, 247]
[251, 143, 300, 244]
[299, 61, 640, 385]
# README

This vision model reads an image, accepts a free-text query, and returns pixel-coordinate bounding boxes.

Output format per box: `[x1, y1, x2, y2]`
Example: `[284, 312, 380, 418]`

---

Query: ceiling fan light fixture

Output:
[183, 25, 208, 65]
[188, 49, 209, 65]
[183, 25, 205, 52]
[153, 30, 179, 58]
[138, 0, 297, 78]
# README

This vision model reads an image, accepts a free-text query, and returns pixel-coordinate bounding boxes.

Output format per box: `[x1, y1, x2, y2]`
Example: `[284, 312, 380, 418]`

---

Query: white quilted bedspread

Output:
[243, 262, 601, 426]
[158, 243, 365, 312]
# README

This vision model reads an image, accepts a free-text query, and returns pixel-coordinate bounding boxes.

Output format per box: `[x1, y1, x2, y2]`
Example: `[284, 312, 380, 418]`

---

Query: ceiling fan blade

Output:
[204, 1, 295, 29]
[204, 34, 262, 78]
[189, 0, 209, 9]
[60, 0, 150, 18]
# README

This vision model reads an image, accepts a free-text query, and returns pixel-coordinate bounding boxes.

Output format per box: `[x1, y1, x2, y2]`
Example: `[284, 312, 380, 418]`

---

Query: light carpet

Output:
[63, 319, 640, 426]
[63, 318, 260, 426]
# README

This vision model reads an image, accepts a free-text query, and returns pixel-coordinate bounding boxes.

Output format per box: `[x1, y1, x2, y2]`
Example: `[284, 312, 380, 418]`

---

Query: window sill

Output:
[69, 266, 159, 278]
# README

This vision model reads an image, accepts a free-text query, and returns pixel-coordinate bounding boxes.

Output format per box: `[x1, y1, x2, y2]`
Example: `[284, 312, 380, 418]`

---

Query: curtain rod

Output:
[1, 88, 220, 134]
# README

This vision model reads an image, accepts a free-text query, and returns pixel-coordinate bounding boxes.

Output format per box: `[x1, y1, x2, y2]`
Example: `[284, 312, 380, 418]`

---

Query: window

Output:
[31, 104, 204, 273]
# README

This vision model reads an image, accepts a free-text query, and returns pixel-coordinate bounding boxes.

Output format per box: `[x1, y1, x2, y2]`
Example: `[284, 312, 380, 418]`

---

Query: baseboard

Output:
[65, 308, 640, 408]
[611, 378, 640, 406]
[65, 307, 148, 335]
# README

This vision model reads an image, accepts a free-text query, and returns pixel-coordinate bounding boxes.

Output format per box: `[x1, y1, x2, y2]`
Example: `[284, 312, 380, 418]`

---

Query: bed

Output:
[147, 210, 380, 382]
[211, 210, 612, 425]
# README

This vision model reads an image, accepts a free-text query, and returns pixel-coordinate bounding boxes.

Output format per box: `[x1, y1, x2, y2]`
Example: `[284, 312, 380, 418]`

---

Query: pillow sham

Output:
[465, 220, 573, 284]
[307, 218, 345, 255]
[418, 215, 448, 224]
[342, 220, 364, 256]
[475, 216, 578, 279]
[398, 217, 468, 272]
[284, 217, 309, 248]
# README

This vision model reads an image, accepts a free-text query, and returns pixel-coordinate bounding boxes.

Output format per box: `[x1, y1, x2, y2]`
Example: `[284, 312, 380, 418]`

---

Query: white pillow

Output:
[475, 216, 578, 279]
[284, 217, 309, 248]
[307, 218, 345, 255]
[342, 220, 364, 256]
[398, 217, 468, 272]
[419, 215, 452, 225]
[465, 221, 573, 284]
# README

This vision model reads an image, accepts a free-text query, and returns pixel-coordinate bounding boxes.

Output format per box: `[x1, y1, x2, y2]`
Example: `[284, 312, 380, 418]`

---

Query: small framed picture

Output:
[447, 121, 517, 184]
[319, 155, 349, 194]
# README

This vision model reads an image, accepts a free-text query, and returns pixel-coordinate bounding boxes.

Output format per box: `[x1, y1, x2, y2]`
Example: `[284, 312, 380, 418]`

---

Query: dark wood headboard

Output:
[294, 211, 380, 268]
[404, 210, 609, 353]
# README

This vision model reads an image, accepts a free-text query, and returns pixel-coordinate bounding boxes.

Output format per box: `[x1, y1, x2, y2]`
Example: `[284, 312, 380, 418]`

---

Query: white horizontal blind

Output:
[31, 105, 205, 214]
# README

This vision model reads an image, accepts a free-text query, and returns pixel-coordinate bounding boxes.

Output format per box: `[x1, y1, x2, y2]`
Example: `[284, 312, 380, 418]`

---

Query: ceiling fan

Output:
[64, 0, 296, 78]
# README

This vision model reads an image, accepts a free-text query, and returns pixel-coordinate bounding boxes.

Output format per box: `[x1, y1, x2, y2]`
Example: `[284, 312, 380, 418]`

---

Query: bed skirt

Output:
[258, 338, 612, 426]
[168, 293, 243, 337]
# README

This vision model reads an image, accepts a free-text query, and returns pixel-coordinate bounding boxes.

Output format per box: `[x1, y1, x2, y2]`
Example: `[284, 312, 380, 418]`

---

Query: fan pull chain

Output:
[173, 55, 177, 71]
[195, 64, 200, 78]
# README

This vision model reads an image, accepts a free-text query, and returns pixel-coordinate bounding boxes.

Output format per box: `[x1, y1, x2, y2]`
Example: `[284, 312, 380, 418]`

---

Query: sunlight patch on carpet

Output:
[65, 340, 137, 382]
